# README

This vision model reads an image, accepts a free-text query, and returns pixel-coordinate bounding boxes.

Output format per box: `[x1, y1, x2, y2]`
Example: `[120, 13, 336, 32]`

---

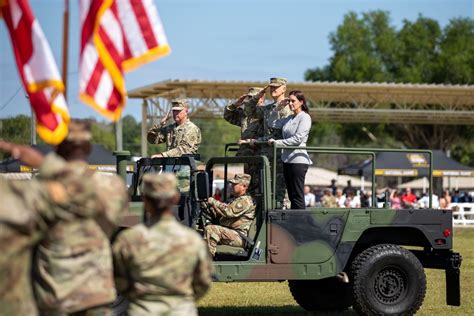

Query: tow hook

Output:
[450, 252, 462, 269]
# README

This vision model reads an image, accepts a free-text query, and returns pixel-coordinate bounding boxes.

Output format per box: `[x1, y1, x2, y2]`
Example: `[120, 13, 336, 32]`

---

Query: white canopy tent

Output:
[399, 177, 474, 191]
[305, 167, 372, 190]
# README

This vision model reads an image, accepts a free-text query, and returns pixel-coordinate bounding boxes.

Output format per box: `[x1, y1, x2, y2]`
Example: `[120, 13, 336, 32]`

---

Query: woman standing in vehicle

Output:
[268, 90, 312, 209]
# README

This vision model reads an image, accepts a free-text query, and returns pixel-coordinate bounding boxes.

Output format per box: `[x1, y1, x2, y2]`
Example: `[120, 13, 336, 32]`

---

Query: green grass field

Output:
[198, 228, 473, 315]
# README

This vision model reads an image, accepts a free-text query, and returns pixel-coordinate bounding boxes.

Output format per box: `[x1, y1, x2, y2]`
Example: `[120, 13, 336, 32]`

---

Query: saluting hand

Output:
[0, 140, 44, 168]
[160, 110, 172, 125]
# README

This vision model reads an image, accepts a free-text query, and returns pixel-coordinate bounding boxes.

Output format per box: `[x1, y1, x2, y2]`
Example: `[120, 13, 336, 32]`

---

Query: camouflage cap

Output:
[142, 172, 178, 199]
[229, 173, 251, 186]
[247, 87, 263, 96]
[269, 77, 288, 87]
[65, 120, 92, 142]
[171, 99, 189, 111]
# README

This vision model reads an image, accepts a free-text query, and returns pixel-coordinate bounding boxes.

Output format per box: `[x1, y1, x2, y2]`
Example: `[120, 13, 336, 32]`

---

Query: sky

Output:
[0, 0, 472, 121]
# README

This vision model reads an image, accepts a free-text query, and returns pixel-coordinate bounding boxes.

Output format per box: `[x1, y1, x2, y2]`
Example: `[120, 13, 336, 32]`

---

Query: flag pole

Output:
[62, 0, 69, 101]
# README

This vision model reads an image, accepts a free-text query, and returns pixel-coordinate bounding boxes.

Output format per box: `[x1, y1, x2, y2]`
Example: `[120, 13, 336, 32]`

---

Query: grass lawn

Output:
[198, 228, 473, 315]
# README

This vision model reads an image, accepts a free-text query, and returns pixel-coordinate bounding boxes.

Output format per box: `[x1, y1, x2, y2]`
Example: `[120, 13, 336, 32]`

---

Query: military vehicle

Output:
[115, 144, 462, 315]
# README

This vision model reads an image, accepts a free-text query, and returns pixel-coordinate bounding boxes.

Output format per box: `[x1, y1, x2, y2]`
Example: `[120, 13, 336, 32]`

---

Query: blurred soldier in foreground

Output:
[32, 120, 129, 315]
[204, 174, 256, 258]
[0, 141, 100, 316]
[112, 173, 212, 316]
[147, 99, 201, 158]
[224, 87, 265, 193]
[245, 77, 292, 208]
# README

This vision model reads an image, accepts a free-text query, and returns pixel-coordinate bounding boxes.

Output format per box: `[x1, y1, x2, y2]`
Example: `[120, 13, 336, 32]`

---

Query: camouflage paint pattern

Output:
[112, 214, 212, 316]
[33, 156, 129, 314]
[147, 120, 201, 157]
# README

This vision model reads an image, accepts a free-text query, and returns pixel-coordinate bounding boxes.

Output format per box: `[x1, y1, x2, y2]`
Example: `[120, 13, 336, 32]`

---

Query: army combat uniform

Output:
[224, 87, 264, 193]
[32, 155, 129, 315]
[147, 99, 201, 157]
[112, 173, 212, 316]
[0, 154, 99, 316]
[204, 174, 256, 257]
[249, 78, 293, 208]
[321, 194, 338, 208]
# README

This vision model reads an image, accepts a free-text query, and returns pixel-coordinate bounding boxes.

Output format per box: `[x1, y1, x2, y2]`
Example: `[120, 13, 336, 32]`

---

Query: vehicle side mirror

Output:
[196, 171, 211, 201]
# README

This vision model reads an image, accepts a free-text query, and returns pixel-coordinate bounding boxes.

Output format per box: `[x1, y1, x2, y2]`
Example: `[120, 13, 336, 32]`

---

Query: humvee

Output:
[114, 144, 462, 315]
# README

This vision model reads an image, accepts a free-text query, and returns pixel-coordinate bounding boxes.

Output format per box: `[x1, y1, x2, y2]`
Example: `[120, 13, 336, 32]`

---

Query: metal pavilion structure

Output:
[126, 79, 474, 156]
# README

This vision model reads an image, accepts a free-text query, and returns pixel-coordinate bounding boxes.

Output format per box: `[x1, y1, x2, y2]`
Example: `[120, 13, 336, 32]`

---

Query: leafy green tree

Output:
[89, 119, 115, 151]
[436, 18, 474, 84]
[193, 110, 240, 161]
[122, 115, 141, 155]
[305, 12, 474, 165]
[0, 115, 31, 159]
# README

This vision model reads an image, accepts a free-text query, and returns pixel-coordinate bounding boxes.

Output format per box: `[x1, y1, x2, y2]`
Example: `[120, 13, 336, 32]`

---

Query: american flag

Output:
[79, 0, 171, 121]
[1, 0, 70, 145]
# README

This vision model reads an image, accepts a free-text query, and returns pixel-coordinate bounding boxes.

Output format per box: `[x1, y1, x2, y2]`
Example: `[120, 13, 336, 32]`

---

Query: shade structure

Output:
[338, 150, 474, 178]
[399, 177, 474, 190]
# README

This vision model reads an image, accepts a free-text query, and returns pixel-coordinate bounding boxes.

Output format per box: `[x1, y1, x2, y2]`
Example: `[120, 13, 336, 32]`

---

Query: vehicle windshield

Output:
[133, 158, 193, 197]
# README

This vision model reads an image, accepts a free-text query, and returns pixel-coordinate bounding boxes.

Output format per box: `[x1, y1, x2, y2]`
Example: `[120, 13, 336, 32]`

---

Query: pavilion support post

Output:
[30, 106, 36, 145]
[115, 118, 123, 151]
[141, 99, 148, 157]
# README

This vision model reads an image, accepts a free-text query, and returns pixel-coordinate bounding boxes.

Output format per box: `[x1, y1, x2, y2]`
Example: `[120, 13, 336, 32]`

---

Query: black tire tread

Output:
[351, 244, 426, 316]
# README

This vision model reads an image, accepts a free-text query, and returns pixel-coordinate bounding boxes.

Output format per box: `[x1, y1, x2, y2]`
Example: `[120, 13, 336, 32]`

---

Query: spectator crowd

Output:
[304, 180, 473, 210]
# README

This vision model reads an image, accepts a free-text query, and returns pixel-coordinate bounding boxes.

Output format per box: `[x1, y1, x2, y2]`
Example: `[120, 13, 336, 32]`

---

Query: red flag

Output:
[1, 0, 70, 144]
[79, 0, 171, 121]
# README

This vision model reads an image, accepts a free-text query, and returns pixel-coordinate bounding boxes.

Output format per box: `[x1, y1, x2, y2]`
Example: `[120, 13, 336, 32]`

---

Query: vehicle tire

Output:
[351, 244, 426, 315]
[288, 277, 353, 311]
[111, 294, 129, 316]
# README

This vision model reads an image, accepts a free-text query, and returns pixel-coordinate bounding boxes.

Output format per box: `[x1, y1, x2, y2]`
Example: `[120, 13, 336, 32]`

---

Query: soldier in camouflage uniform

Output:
[31, 121, 129, 316]
[321, 188, 338, 208]
[147, 99, 201, 158]
[247, 78, 293, 208]
[112, 173, 212, 316]
[0, 141, 101, 316]
[204, 173, 256, 257]
[224, 87, 265, 193]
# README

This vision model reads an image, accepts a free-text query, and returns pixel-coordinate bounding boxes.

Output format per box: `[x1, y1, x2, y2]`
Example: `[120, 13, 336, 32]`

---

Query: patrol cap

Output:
[269, 77, 288, 87]
[229, 173, 251, 186]
[142, 173, 178, 199]
[247, 87, 263, 96]
[171, 99, 189, 111]
[65, 120, 92, 142]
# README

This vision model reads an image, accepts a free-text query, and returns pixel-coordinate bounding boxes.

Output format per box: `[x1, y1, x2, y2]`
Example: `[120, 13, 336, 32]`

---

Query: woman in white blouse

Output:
[268, 90, 312, 209]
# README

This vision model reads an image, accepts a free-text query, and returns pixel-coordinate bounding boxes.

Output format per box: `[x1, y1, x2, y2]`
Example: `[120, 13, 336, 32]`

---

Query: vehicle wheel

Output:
[288, 277, 353, 311]
[351, 244, 426, 315]
[111, 294, 129, 316]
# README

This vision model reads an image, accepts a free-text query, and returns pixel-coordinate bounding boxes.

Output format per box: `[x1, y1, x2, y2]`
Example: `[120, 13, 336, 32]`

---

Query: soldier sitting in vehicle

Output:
[147, 99, 201, 158]
[203, 173, 256, 258]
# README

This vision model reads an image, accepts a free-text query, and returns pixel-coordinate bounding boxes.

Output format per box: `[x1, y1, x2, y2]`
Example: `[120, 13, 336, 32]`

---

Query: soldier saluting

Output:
[0, 138, 110, 316]
[147, 99, 201, 158]
[245, 77, 293, 208]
